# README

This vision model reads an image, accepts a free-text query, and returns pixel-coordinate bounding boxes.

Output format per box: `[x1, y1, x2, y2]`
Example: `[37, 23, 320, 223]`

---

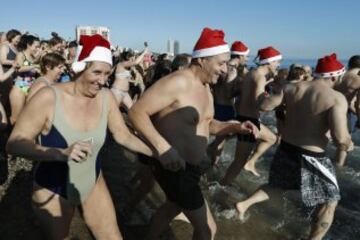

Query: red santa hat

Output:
[231, 41, 249, 56]
[192, 27, 230, 58]
[314, 53, 345, 78]
[256, 46, 282, 64]
[71, 34, 113, 73]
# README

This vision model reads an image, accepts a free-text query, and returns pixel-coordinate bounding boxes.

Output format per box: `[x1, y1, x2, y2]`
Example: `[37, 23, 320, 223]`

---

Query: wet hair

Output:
[40, 52, 65, 74]
[17, 35, 40, 51]
[171, 54, 191, 72]
[6, 29, 21, 42]
[147, 60, 172, 88]
[120, 50, 135, 61]
[68, 40, 78, 48]
[231, 54, 241, 59]
[287, 65, 305, 81]
[348, 55, 360, 70]
[40, 40, 48, 46]
[48, 32, 64, 47]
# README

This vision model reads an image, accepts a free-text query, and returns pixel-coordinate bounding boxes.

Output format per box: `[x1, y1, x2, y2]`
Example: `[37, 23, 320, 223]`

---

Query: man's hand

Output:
[158, 147, 186, 172]
[235, 120, 260, 139]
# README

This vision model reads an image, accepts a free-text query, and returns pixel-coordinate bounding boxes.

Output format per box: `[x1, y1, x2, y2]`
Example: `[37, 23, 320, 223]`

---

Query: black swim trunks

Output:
[214, 104, 235, 121]
[268, 141, 340, 207]
[138, 154, 204, 211]
[235, 115, 261, 142]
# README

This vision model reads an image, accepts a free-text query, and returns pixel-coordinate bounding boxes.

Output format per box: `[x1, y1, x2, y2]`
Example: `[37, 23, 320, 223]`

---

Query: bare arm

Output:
[329, 93, 353, 167]
[0, 45, 14, 66]
[107, 90, 152, 156]
[7, 88, 92, 162]
[0, 63, 16, 82]
[128, 74, 187, 171]
[26, 81, 48, 102]
[6, 88, 66, 161]
[209, 119, 259, 137]
[16, 53, 39, 73]
[129, 74, 188, 154]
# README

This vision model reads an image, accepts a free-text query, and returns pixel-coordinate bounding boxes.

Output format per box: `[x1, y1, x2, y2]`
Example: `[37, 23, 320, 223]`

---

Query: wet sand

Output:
[2, 123, 359, 239]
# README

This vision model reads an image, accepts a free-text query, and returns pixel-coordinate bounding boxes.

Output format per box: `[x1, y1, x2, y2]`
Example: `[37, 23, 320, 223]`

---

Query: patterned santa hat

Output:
[71, 34, 113, 73]
[192, 27, 230, 58]
[314, 53, 345, 78]
[231, 41, 249, 56]
[256, 46, 282, 65]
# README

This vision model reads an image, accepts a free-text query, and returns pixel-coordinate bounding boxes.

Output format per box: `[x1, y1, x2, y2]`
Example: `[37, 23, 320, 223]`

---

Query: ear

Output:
[196, 57, 205, 67]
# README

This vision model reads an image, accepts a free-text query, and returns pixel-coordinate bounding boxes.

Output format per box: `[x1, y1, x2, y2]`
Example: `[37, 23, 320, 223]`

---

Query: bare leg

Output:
[244, 124, 277, 176]
[9, 87, 26, 125]
[307, 201, 338, 240]
[32, 183, 75, 240]
[235, 189, 269, 221]
[221, 140, 254, 186]
[145, 201, 182, 240]
[82, 172, 122, 240]
[183, 200, 217, 240]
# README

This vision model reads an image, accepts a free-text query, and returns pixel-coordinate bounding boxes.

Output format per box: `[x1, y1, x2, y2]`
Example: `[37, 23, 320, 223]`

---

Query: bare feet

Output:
[235, 202, 249, 222]
[243, 162, 260, 177]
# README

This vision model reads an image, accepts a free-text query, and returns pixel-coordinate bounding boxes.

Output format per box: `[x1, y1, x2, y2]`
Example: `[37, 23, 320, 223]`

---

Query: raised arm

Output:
[329, 93, 353, 166]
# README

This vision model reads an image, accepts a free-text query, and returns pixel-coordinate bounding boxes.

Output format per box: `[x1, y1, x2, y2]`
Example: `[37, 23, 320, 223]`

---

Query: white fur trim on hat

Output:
[192, 44, 230, 58]
[71, 46, 112, 73]
[313, 67, 345, 78]
[231, 49, 250, 56]
[259, 55, 282, 64]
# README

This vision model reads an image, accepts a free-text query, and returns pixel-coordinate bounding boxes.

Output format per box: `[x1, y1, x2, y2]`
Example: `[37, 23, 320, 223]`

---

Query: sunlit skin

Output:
[75, 62, 112, 98]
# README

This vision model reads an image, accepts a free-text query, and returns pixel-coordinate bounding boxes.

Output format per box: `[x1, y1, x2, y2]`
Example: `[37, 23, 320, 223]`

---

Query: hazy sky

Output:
[1, 0, 359, 59]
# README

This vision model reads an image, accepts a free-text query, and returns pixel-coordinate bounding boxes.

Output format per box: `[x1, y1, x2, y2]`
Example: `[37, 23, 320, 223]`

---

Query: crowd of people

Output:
[0, 27, 359, 240]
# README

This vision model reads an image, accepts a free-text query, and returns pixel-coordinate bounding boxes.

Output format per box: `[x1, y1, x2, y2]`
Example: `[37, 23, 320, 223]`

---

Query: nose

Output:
[221, 64, 228, 74]
[98, 74, 108, 85]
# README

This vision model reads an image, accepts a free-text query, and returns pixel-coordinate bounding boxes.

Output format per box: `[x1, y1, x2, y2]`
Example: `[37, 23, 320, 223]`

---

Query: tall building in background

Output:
[76, 26, 110, 41]
[174, 40, 180, 55]
[167, 39, 180, 56]
[167, 39, 174, 56]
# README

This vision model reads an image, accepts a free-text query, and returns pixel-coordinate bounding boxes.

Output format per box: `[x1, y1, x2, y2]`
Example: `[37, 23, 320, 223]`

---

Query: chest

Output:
[59, 95, 103, 132]
[178, 85, 214, 123]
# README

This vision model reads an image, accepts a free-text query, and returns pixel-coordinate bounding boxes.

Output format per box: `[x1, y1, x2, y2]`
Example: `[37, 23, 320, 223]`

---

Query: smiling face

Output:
[200, 52, 230, 84]
[29, 40, 40, 58]
[46, 63, 65, 81]
[78, 61, 112, 97]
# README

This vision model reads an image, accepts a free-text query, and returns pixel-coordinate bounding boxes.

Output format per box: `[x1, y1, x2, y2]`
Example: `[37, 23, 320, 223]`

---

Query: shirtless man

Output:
[129, 28, 258, 240]
[209, 41, 250, 165]
[221, 46, 280, 181]
[235, 53, 353, 240]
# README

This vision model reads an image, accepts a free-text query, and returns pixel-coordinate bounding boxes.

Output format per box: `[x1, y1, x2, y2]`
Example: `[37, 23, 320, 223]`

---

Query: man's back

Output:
[282, 80, 346, 152]
[235, 69, 266, 118]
